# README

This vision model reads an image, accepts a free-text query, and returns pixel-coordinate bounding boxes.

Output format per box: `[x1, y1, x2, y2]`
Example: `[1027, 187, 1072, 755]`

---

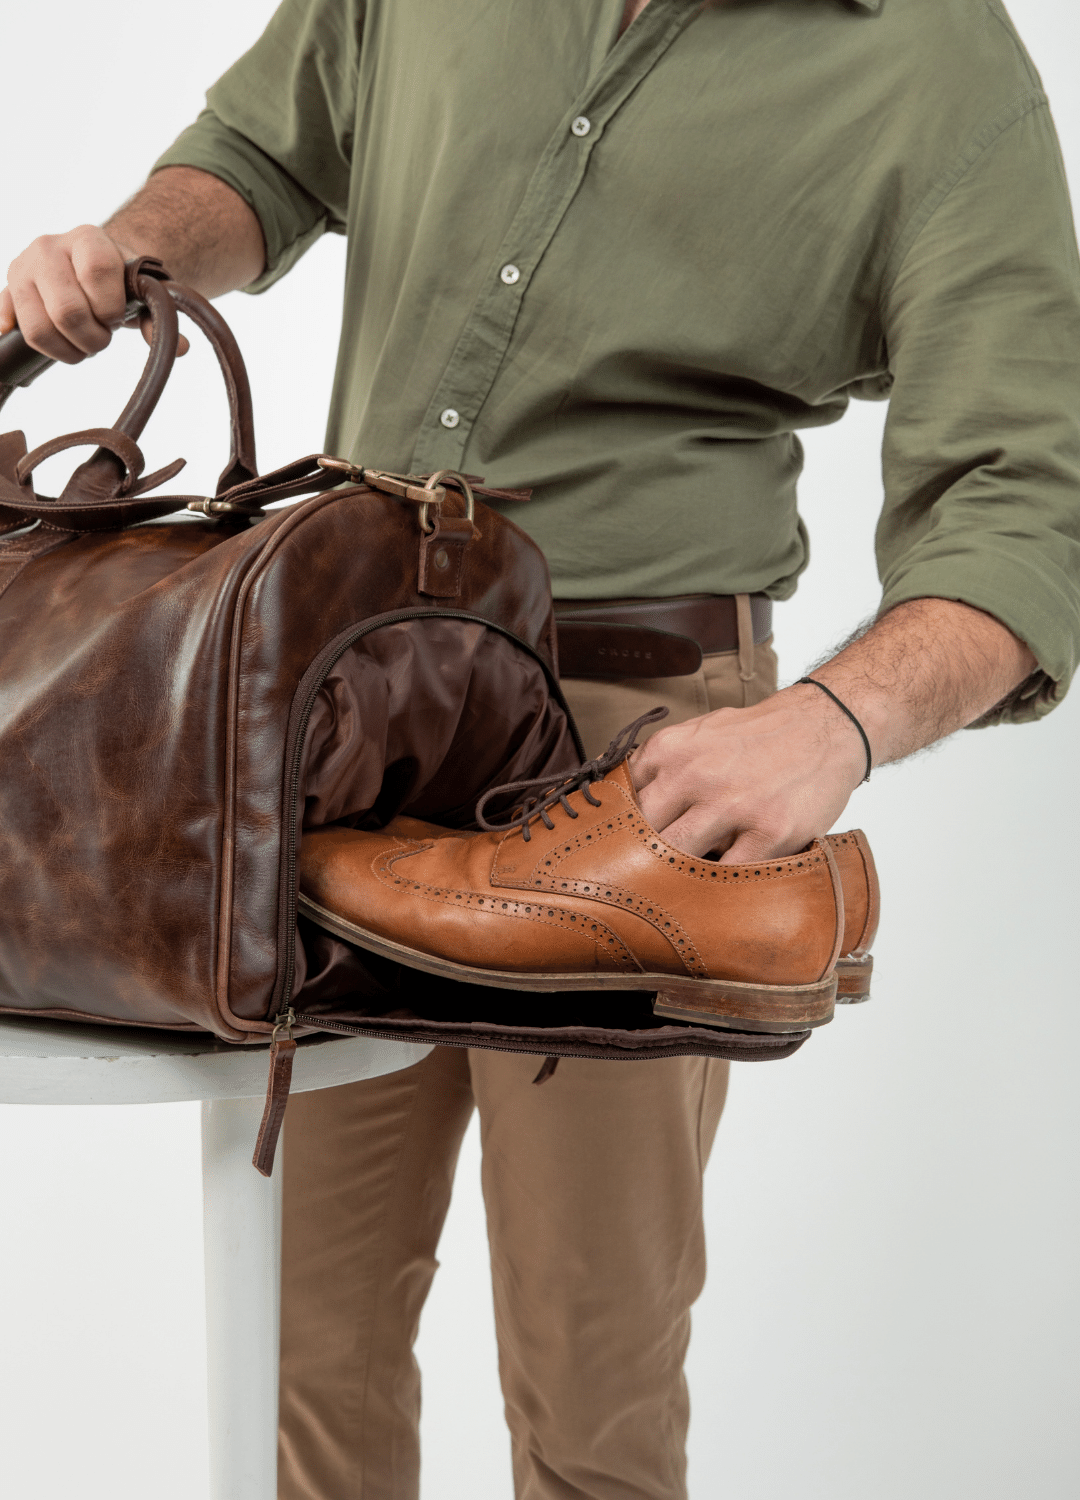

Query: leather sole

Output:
[298, 893, 837, 1036]
[834, 952, 873, 1003]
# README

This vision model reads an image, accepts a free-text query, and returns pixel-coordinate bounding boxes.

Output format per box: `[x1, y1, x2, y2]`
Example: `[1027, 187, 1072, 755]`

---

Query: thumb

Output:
[0, 287, 15, 335]
[137, 311, 189, 356]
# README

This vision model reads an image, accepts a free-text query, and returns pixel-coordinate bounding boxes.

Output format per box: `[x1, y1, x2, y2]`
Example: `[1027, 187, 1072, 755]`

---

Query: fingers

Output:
[653, 811, 730, 860]
[0, 286, 15, 335]
[631, 691, 860, 865]
[5, 226, 128, 363]
[628, 743, 660, 790]
[654, 804, 791, 863]
[631, 725, 702, 830]
[716, 826, 792, 866]
[137, 312, 189, 357]
[4, 277, 87, 364]
[69, 229, 129, 326]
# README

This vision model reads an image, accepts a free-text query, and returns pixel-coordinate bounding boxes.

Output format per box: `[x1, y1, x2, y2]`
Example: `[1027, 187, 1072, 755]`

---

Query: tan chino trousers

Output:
[279, 630, 778, 1500]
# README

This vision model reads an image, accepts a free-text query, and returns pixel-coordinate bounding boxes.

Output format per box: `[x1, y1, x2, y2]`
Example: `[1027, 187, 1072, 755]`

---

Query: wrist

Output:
[795, 676, 874, 784]
[786, 679, 874, 790]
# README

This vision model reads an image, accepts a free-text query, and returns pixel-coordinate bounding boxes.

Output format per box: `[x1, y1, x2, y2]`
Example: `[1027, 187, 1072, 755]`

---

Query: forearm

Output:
[105, 166, 265, 298]
[800, 597, 1037, 775]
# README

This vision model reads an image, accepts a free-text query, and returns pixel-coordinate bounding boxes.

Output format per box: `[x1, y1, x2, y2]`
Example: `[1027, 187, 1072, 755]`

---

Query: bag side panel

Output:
[0, 519, 266, 1035]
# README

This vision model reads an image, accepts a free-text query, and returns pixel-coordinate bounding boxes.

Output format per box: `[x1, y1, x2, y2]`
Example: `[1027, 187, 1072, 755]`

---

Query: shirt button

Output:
[440, 408, 460, 429]
[499, 263, 521, 285]
[571, 116, 592, 137]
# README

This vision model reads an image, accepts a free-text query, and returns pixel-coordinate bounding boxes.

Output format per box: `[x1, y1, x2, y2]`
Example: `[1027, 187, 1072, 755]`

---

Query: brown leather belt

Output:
[554, 593, 772, 680]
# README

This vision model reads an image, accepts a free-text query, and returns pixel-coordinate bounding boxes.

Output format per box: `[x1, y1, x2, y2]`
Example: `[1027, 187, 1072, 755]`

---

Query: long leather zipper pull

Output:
[252, 1009, 297, 1177]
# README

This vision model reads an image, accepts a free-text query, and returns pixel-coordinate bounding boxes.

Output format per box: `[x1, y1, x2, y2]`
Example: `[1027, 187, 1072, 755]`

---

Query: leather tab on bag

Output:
[252, 1032, 297, 1177]
[0, 430, 34, 531]
[555, 621, 703, 679]
[418, 515, 476, 597]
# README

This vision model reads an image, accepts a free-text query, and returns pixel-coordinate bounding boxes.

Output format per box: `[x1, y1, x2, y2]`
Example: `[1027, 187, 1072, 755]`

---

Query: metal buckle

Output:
[418, 470, 474, 535]
[186, 497, 266, 520]
[359, 466, 438, 503]
[313, 461, 474, 533]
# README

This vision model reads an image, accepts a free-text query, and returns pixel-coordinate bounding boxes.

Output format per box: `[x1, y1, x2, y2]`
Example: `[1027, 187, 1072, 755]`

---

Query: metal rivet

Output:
[440, 407, 460, 428]
[434, 547, 450, 569]
[499, 263, 521, 285]
[571, 116, 592, 137]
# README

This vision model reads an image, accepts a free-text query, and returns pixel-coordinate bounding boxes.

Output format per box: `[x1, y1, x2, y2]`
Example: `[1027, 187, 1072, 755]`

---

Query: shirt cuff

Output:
[152, 109, 334, 293]
[878, 543, 1078, 725]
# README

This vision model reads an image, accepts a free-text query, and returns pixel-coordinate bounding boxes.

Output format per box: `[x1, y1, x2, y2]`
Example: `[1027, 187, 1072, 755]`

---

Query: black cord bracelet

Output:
[797, 677, 872, 784]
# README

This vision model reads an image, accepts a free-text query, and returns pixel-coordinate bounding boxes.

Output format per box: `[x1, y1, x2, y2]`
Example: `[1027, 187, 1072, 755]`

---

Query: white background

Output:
[1, 3, 1077, 1496]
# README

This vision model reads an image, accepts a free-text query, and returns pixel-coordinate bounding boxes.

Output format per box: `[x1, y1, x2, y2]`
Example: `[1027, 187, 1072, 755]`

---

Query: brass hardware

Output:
[418, 470, 474, 534]
[314, 460, 475, 534]
[272, 1007, 297, 1043]
[186, 497, 266, 519]
[361, 466, 442, 505]
[316, 455, 365, 482]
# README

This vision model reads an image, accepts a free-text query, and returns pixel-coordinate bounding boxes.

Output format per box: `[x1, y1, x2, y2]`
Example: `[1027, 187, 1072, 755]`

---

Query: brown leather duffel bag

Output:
[0, 261, 808, 1172]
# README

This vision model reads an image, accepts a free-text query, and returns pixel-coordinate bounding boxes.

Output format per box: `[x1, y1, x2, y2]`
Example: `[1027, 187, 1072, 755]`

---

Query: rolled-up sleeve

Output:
[152, 0, 363, 291]
[878, 96, 1080, 723]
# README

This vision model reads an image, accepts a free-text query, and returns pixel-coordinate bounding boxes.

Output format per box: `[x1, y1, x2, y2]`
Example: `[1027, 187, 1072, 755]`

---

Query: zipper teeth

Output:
[294, 1012, 709, 1060]
[278, 607, 579, 1012]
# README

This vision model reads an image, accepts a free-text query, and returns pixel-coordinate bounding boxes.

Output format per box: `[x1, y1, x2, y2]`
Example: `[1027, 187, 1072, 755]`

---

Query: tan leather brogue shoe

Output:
[361, 815, 880, 1002]
[826, 830, 880, 1002]
[298, 717, 846, 1034]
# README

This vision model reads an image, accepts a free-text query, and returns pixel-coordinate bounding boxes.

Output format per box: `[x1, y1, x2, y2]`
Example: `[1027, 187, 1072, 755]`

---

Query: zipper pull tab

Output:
[252, 1008, 297, 1177]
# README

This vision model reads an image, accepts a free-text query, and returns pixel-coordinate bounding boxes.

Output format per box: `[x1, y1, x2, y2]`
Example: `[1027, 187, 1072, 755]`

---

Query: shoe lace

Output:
[474, 706, 668, 842]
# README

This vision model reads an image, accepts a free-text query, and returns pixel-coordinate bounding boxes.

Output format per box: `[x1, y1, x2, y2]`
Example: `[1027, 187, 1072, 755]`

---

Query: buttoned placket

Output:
[409, 0, 706, 473]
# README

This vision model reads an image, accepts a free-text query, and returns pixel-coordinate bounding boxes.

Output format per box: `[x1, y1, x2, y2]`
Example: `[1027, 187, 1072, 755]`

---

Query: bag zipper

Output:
[274, 607, 582, 1015]
[292, 1010, 723, 1062]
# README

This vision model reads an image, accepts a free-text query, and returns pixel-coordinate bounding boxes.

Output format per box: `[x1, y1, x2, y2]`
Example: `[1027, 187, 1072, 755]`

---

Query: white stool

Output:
[0, 1013, 429, 1500]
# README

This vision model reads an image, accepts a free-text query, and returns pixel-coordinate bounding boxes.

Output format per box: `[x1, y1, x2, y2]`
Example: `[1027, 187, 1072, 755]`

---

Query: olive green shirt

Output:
[156, 0, 1080, 721]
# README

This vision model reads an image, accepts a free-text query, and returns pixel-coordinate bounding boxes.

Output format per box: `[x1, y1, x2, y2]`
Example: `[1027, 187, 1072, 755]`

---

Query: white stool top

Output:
[0, 1013, 429, 1105]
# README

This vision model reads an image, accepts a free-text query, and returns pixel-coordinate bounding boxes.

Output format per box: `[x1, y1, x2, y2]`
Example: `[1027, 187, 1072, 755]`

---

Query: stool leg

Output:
[201, 1096, 283, 1500]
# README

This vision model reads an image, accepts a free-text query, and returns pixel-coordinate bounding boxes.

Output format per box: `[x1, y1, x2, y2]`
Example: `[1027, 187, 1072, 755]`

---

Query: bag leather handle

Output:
[53, 259, 180, 509]
[0, 257, 258, 529]
[165, 280, 257, 495]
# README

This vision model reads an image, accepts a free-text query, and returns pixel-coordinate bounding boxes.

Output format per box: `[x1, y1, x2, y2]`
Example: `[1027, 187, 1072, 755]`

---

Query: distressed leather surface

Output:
[0, 485, 576, 1040]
